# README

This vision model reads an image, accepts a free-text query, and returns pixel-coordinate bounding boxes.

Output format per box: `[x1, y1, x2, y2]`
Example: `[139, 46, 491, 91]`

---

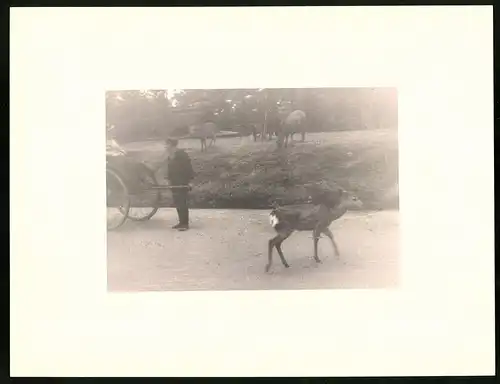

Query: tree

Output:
[105, 87, 398, 143]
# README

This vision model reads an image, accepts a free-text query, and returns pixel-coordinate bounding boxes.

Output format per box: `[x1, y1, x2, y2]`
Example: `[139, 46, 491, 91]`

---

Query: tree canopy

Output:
[106, 87, 398, 142]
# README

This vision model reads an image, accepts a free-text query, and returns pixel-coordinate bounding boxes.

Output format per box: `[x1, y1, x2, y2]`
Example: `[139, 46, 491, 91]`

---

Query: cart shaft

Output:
[149, 185, 191, 190]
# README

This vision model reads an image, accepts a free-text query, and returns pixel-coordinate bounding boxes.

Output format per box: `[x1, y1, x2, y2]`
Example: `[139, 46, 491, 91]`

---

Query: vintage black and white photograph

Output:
[106, 87, 399, 291]
[11, 5, 494, 377]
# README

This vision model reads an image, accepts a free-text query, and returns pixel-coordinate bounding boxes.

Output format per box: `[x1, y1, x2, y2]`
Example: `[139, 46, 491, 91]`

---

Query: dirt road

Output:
[107, 209, 399, 291]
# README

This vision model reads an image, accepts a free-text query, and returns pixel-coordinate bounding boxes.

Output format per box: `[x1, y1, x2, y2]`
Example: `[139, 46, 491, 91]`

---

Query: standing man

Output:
[165, 138, 195, 231]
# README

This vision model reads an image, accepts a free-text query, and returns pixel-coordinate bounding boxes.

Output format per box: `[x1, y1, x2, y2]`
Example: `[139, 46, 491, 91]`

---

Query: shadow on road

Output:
[109, 216, 208, 233]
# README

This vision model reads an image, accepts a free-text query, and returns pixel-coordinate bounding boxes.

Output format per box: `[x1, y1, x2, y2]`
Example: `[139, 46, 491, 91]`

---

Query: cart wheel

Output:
[106, 167, 130, 230]
[127, 163, 161, 221]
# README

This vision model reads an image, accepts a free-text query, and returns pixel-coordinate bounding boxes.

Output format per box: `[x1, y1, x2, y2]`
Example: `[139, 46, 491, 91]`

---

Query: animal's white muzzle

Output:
[269, 214, 279, 227]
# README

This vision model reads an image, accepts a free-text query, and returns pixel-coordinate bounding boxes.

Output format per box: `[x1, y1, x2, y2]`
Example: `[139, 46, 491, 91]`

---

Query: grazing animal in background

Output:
[266, 188, 363, 272]
[277, 102, 307, 148]
[250, 122, 274, 142]
[264, 117, 282, 142]
[249, 123, 260, 142]
[188, 121, 219, 152]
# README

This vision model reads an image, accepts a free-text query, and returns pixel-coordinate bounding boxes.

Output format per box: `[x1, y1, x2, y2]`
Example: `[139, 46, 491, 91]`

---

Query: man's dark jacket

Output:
[167, 149, 195, 186]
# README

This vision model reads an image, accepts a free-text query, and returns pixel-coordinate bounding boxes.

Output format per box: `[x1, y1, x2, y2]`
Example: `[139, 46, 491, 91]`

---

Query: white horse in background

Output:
[277, 102, 307, 148]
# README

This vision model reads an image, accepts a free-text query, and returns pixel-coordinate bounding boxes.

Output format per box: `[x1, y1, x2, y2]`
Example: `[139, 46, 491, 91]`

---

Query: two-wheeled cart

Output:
[106, 105, 209, 230]
[106, 149, 190, 231]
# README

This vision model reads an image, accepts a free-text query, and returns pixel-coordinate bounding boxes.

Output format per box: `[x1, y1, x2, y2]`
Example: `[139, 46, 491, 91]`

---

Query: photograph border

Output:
[10, 6, 494, 377]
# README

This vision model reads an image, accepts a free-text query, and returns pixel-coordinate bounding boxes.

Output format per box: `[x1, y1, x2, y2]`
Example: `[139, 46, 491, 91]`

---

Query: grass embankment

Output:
[133, 129, 399, 211]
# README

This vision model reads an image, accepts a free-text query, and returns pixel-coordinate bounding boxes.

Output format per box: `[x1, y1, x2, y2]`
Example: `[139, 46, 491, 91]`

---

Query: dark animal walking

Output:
[266, 188, 363, 272]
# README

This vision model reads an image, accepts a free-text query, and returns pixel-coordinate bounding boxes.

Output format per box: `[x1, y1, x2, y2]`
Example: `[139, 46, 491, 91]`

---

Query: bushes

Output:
[149, 130, 399, 210]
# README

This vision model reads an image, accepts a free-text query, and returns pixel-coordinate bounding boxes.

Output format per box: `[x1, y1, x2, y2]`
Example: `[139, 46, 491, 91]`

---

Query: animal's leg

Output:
[301, 131, 305, 142]
[266, 230, 293, 272]
[276, 131, 284, 149]
[312, 227, 323, 263]
[275, 235, 291, 268]
[322, 228, 340, 257]
[267, 236, 277, 272]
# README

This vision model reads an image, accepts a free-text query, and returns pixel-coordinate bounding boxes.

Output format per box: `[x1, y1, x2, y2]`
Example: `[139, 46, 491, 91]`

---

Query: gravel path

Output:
[107, 209, 399, 291]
